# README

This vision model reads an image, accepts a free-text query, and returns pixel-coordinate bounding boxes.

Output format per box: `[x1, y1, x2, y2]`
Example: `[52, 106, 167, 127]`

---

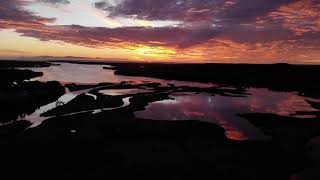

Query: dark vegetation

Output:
[1, 80, 317, 179]
[0, 61, 65, 124]
[41, 93, 123, 117]
[0, 94, 304, 179]
[110, 63, 320, 98]
[1, 60, 320, 179]
[0, 60, 52, 68]
[0, 68, 42, 87]
[1, 81, 65, 123]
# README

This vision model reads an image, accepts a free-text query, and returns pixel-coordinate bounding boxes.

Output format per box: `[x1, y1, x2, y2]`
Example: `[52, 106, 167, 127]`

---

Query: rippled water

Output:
[18, 62, 319, 140]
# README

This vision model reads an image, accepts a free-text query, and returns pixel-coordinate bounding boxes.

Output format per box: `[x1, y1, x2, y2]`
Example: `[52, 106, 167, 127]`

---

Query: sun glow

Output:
[131, 45, 177, 60]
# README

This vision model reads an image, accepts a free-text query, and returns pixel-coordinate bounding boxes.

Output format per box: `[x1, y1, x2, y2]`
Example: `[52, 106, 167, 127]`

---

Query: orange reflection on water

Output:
[225, 131, 248, 141]
[135, 89, 318, 141]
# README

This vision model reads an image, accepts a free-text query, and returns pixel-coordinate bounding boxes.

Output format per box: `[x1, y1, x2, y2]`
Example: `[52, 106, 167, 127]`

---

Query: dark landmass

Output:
[0, 120, 31, 138]
[1, 60, 320, 179]
[238, 99, 320, 179]
[239, 113, 320, 144]
[239, 100, 320, 143]
[291, 111, 320, 118]
[0, 81, 316, 179]
[1, 107, 300, 180]
[41, 93, 123, 117]
[0, 60, 52, 68]
[47, 60, 320, 98]
[0, 68, 42, 88]
[65, 82, 124, 92]
[306, 100, 320, 110]
[52, 59, 116, 65]
[108, 62, 320, 98]
[290, 100, 320, 118]
[2, 80, 65, 123]
[0, 61, 65, 124]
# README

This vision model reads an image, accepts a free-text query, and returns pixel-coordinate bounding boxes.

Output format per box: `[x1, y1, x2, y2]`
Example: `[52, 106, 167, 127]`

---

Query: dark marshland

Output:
[0, 60, 320, 179]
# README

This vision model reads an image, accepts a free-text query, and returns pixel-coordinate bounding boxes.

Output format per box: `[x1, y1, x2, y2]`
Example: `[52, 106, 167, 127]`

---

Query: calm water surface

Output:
[99, 89, 153, 96]
[19, 63, 319, 140]
[24, 63, 214, 87]
[135, 90, 317, 140]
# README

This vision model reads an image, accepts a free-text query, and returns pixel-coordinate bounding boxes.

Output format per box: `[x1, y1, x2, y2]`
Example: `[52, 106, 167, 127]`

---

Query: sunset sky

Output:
[0, 0, 319, 63]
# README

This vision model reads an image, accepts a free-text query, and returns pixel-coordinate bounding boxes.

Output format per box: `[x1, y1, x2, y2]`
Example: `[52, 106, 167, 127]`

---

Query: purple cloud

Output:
[97, 0, 292, 24]
[0, 0, 319, 61]
[0, 0, 56, 25]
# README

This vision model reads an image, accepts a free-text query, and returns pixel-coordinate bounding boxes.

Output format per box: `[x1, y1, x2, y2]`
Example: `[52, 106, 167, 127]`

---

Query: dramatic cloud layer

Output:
[0, 0, 319, 63]
[98, 0, 291, 23]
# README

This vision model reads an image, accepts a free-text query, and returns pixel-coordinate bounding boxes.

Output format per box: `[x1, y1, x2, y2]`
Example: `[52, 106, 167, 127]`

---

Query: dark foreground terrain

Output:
[0, 61, 65, 124]
[1, 60, 320, 179]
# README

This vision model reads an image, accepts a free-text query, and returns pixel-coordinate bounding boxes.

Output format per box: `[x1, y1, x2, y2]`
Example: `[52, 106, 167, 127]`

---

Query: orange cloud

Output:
[268, 0, 320, 35]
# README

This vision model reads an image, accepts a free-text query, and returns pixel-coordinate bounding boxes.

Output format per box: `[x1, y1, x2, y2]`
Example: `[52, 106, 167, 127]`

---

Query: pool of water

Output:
[135, 90, 318, 140]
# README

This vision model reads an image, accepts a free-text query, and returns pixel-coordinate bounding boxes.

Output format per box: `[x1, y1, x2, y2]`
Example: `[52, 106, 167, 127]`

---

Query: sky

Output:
[0, 0, 319, 63]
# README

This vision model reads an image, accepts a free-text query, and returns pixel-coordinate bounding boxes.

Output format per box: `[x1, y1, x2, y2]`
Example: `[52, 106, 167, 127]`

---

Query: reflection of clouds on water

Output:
[135, 89, 319, 140]
[240, 88, 316, 116]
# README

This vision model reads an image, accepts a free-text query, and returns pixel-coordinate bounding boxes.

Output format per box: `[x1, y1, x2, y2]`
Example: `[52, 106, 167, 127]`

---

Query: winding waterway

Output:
[17, 62, 319, 140]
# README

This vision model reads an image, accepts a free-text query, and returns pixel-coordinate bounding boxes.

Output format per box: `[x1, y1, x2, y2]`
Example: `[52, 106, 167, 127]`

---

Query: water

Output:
[99, 89, 153, 96]
[22, 63, 214, 87]
[135, 90, 317, 140]
[18, 87, 132, 128]
[15, 62, 319, 140]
